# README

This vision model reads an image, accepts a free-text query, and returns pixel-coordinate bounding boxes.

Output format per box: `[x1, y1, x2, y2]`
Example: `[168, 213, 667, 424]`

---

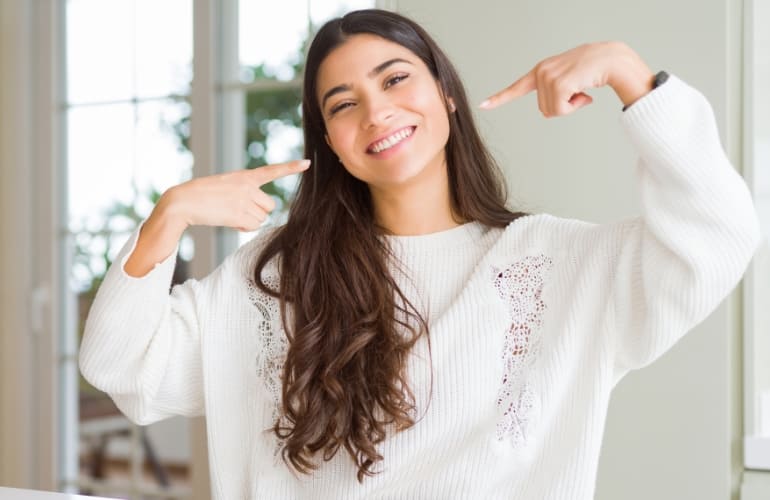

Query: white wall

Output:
[394, 0, 744, 498]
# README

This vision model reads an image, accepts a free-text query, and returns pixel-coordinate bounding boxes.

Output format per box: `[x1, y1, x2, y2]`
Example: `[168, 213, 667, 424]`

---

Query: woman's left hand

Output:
[479, 41, 655, 116]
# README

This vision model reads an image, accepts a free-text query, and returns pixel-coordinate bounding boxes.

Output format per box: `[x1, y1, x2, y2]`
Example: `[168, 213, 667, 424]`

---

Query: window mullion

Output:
[217, 0, 244, 259]
[187, 1, 221, 499]
[189, 0, 221, 278]
[219, 79, 302, 93]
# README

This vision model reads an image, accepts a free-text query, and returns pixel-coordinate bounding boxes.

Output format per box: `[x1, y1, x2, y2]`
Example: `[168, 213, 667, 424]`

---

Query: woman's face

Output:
[316, 34, 451, 192]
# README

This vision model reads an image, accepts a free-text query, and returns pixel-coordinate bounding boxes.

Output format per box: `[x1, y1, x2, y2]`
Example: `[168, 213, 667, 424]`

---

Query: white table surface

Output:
[0, 487, 116, 499]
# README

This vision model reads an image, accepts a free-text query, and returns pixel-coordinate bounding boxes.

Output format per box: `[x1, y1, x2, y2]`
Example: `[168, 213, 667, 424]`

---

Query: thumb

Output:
[568, 92, 593, 111]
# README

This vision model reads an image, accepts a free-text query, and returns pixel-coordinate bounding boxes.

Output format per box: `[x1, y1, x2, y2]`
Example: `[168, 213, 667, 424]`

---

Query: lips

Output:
[366, 126, 416, 154]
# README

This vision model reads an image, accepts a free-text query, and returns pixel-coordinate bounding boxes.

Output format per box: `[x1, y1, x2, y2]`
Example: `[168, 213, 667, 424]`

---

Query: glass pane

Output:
[309, 0, 376, 26]
[68, 102, 135, 240]
[135, 0, 193, 98]
[245, 89, 303, 168]
[133, 100, 194, 208]
[237, 88, 303, 245]
[67, 0, 192, 104]
[67, 0, 134, 103]
[68, 99, 192, 276]
[238, 0, 309, 83]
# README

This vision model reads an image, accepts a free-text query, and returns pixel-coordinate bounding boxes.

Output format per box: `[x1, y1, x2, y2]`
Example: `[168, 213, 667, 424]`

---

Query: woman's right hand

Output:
[124, 159, 310, 277]
[160, 159, 311, 232]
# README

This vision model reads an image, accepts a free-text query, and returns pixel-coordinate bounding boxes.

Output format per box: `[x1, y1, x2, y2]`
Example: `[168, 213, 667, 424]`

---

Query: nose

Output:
[361, 94, 395, 130]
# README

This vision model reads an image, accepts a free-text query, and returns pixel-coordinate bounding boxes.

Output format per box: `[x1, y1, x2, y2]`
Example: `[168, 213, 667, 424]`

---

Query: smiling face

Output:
[316, 34, 452, 193]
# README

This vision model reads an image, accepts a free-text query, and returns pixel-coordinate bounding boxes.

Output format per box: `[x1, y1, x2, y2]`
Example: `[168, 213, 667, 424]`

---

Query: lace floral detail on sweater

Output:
[247, 276, 288, 458]
[492, 255, 552, 446]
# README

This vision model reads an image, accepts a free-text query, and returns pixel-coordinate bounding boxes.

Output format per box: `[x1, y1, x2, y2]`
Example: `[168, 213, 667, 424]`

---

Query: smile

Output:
[367, 126, 416, 154]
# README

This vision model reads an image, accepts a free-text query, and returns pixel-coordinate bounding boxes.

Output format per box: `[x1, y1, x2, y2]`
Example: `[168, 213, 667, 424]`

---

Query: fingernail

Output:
[299, 159, 311, 168]
[479, 99, 491, 109]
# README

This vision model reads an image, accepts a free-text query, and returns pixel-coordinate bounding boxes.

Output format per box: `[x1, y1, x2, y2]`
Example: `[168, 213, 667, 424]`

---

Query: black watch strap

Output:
[652, 70, 670, 89]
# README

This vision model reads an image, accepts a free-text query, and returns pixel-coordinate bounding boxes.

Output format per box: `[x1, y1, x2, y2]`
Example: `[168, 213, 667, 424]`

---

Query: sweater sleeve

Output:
[608, 74, 761, 375]
[79, 222, 211, 425]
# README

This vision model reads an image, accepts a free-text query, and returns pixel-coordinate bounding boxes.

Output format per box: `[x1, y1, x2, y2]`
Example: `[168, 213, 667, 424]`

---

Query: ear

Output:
[446, 96, 456, 113]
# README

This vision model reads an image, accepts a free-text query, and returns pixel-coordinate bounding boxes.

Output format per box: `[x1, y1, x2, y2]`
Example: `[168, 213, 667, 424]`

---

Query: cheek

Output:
[403, 87, 437, 114]
[406, 86, 450, 132]
[422, 98, 451, 143]
[325, 122, 356, 155]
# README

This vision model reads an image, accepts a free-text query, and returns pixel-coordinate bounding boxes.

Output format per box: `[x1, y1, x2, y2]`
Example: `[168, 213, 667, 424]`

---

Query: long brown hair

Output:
[253, 8, 526, 482]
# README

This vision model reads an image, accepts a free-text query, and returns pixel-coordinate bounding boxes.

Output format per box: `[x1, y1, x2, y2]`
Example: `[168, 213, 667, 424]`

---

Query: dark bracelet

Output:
[622, 70, 669, 112]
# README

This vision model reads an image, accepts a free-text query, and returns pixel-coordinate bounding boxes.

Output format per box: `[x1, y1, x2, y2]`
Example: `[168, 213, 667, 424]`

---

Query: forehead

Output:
[316, 34, 420, 94]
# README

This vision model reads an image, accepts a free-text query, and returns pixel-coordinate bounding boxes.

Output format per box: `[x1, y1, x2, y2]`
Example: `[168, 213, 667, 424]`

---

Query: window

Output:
[64, 1, 195, 496]
[62, 0, 379, 497]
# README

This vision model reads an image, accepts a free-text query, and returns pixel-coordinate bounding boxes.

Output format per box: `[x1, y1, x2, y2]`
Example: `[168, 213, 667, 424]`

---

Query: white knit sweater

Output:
[80, 75, 760, 499]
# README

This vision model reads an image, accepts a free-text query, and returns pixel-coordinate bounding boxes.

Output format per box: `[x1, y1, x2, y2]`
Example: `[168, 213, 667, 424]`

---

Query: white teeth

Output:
[370, 127, 413, 153]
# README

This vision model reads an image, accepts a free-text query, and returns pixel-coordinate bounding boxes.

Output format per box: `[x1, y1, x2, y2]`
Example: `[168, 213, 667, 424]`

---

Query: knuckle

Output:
[535, 62, 552, 78]
[554, 80, 571, 96]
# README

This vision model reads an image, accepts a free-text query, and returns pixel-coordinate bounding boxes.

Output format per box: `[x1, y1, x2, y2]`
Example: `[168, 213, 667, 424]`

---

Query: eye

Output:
[329, 101, 354, 116]
[384, 73, 409, 88]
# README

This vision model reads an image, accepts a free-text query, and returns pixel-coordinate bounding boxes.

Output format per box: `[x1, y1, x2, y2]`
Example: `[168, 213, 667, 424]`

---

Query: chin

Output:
[350, 151, 443, 190]
[373, 165, 428, 189]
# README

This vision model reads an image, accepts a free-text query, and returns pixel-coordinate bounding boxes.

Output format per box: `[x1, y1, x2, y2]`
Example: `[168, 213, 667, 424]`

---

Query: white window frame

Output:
[743, 0, 770, 474]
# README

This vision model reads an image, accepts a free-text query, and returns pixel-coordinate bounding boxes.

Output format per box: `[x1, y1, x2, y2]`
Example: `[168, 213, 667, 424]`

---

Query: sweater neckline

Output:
[381, 221, 487, 253]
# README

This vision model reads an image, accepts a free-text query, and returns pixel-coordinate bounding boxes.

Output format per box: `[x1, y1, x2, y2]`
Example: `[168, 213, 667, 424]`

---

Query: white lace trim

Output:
[492, 255, 552, 446]
[247, 276, 288, 459]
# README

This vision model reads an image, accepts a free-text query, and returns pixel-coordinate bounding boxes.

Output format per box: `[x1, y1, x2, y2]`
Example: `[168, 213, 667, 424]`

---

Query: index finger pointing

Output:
[254, 159, 311, 185]
[479, 71, 536, 109]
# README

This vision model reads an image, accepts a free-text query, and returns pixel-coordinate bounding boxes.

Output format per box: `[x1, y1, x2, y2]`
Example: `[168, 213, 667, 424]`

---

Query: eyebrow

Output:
[320, 58, 413, 110]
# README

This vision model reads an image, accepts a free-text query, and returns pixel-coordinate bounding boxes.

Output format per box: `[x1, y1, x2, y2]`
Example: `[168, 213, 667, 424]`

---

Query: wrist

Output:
[606, 42, 655, 107]
[153, 188, 190, 236]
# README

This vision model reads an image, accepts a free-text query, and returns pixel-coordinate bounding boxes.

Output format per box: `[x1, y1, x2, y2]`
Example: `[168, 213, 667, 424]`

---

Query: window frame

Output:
[743, 0, 770, 473]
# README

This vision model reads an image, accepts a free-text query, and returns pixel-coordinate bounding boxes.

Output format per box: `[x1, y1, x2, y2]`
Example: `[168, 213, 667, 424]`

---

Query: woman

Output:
[79, 8, 760, 499]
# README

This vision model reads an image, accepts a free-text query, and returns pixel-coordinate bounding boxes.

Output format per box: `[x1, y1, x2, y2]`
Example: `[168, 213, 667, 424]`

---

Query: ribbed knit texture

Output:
[79, 75, 761, 499]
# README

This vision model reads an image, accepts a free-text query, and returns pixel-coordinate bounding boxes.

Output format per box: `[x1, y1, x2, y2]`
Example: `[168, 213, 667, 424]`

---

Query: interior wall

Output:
[393, 1, 743, 499]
